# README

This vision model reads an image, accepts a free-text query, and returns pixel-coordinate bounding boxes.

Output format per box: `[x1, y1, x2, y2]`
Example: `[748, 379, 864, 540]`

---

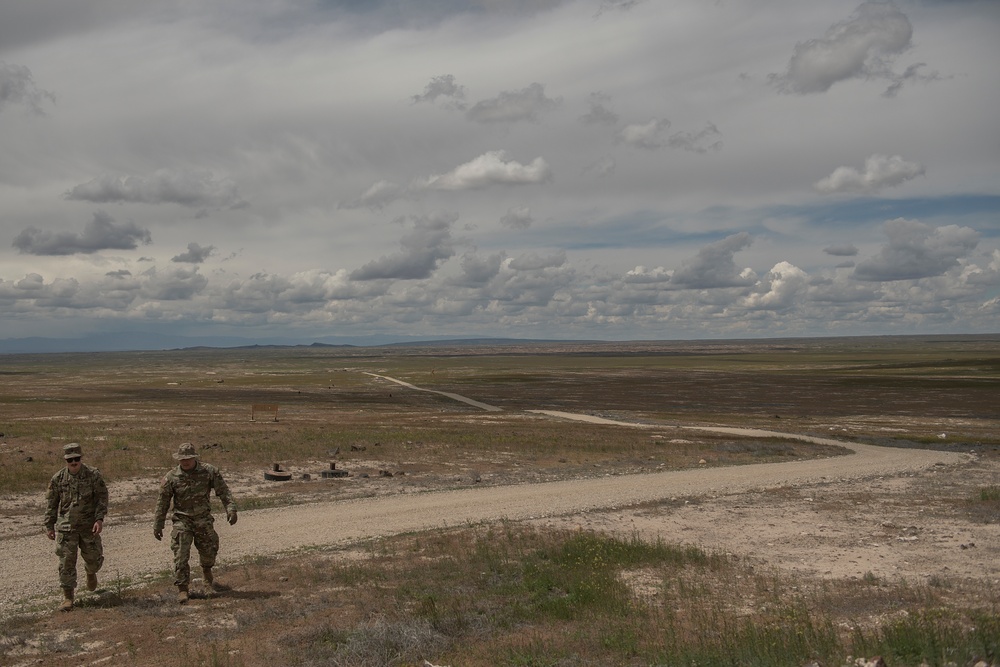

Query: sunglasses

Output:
[66, 457, 81, 463]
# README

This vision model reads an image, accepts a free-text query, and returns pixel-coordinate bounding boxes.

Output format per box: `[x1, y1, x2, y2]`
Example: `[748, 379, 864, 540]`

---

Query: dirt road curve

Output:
[0, 406, 968, 616]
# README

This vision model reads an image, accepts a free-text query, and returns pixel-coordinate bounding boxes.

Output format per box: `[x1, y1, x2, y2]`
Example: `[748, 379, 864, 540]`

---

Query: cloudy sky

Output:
[1, 0, 998, 343]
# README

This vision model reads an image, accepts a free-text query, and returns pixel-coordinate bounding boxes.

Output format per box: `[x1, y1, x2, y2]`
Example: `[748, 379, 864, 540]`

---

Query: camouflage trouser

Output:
[55, 529, 104, 591]
[170, 515, 219, 587]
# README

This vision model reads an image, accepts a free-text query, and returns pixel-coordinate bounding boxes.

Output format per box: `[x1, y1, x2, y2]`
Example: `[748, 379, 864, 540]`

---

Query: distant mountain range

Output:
[0, 332, 578, 354]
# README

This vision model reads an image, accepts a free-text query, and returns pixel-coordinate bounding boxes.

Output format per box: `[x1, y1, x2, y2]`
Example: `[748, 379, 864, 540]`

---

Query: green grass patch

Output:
[977, 485, 1000, 502]
[264, 525, 998, 667]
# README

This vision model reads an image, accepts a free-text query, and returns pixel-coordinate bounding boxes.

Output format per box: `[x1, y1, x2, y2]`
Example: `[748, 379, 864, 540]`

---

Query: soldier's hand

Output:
[227, 511, 238, 526]
[47, 529, 56, 541]
[153, 528, 163, 541]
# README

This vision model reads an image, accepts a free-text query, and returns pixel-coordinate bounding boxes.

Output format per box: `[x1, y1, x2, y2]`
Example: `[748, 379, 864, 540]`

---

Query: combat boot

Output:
[59, 588, 74, 612]
[86, 572, 98, 591]
[177, 585, 189, 604]
[202, 567, 214, 590]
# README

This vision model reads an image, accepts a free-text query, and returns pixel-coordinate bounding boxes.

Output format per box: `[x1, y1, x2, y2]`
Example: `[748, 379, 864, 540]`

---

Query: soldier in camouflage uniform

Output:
[45, 443, 108, 612]
[153, 443, 237, 603]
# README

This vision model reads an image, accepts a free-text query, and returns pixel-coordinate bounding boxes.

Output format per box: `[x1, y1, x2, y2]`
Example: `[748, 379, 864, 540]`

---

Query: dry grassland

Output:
[1, 335, 998, 666]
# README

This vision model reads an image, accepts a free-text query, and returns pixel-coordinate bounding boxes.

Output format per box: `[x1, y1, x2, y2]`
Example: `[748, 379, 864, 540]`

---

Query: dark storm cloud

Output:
[12, 211, 152, 256]
[853, 218, 979, 281]
[350, 212, 458, 281]
[171, 243, 217, 264]
[824, 244, 859, 257]
[670, 232, 755, 288]
[450, 252, 505, 287]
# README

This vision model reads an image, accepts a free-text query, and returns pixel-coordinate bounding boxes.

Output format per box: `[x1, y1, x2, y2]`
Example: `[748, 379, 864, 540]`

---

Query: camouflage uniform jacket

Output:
[45, 464, 109, 533]
[153, 462, 236, 532]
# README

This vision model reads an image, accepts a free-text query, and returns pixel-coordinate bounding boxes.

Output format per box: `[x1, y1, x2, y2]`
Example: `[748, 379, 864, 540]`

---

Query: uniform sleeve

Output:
[153, 475, 173, 531]
[44, 472, 60, 531]
[92, 468, 109, 523]
[212, 469, 236, 514]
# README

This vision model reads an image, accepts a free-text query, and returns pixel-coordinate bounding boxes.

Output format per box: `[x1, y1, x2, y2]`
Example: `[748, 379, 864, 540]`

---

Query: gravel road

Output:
[0, 408, 968, 617]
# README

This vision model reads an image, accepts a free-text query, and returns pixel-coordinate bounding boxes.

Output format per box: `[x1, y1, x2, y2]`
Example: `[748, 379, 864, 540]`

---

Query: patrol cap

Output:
[63, 443, 83, 460]
[173, 442, 199, 460]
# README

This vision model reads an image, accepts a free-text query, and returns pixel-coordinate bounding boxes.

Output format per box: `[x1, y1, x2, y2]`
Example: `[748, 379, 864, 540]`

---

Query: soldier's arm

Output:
[153, 476, 173, 532]
[212, 470, 236, 514]
[44, 473, 59, 532]
[93, 469, 109, 523]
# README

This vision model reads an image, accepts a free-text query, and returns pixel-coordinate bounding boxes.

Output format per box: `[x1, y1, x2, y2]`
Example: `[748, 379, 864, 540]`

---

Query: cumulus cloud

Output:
[450, 252, 505, 287]
[65, 169, 246, 208]
[0, 62, 54, 114]
[171, 242, 216, 264]
[579, 92, 618, 125]
[824, 243, 859, 257]
[421, 150, 552, 190]
[667, 122, 723, 154]
[140, 266, 208, 300]
[508, 251, 566, 271]
[351, 212, 458, 281]
[853, 218, 979, 281]
[12, 211, 152, 256]
[349, 152, 552, 207]
[618, 118, 671, 150]
[219, 269, 376, 314]
[743, 261, 810, 310]
[500, 206, 534, 229]
[671, 232, 756, 289]
[465, 82, 561, 124]
[814, 154, 925, 194]
[623, 265, 673, 284]
[490, 251, 574, 307]
[411, 74, 466, 108]
[771, 1, 914, 94]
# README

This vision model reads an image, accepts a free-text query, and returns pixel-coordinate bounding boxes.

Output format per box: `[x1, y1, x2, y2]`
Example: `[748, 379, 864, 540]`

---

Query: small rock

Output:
[855, 657, 887, 667]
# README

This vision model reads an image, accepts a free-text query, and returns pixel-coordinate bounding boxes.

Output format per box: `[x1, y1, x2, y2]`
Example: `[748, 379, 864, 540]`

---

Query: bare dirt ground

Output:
[2, 401, 995, 619]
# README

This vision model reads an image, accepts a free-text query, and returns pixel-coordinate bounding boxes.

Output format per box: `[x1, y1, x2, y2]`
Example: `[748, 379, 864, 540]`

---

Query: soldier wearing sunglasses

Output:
[44, 443, 108, 612]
